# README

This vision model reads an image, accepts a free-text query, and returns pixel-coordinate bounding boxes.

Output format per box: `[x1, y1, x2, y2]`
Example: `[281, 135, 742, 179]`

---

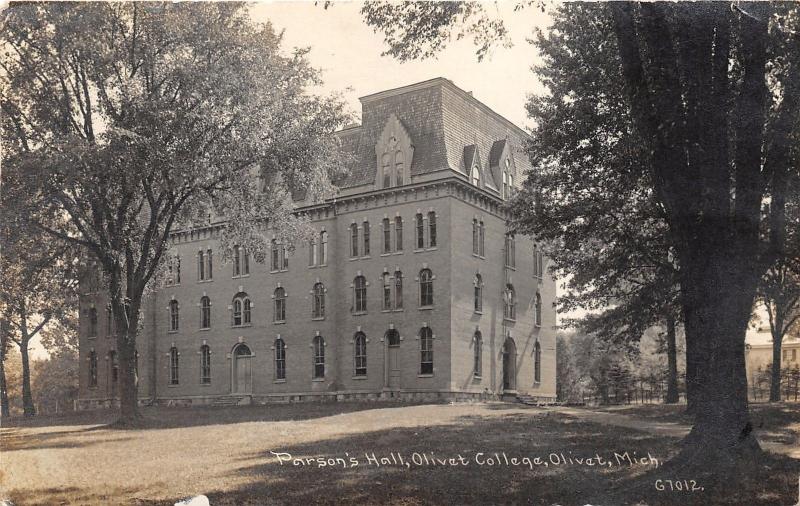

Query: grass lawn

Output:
[1, 401, 798, 505]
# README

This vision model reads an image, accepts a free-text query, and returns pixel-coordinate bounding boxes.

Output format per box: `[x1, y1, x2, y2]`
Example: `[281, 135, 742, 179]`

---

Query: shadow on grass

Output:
[5, 486, 153, 506]
[189, 412, 799, 506]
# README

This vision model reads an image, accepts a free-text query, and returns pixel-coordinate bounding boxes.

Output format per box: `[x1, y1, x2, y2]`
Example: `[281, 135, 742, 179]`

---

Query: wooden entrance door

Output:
[233, 344, 252, 394]
[502, 337, 517, 391]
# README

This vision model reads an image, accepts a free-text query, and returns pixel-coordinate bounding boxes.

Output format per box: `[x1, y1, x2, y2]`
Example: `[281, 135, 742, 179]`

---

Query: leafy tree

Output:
[1, 3, 349, 424]
[363, 1, 800, 473]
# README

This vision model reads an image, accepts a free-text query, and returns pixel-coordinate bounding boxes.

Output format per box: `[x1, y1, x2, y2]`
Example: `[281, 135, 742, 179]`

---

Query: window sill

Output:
[231, 324, 252, 329]
[168, 384, 180, 388]
[270, 269, 289, 274]
[418, 306, 434, 311]
[348, 257, 359, 261]
[505, 266, 516, 271]
[273, 320, 286, 325]
[352, 311, 368, 316]
[474, 310, 483, 315]
[88, 386, 98, 390]
[232, 274, 250, 279]
[198, 279, 213, 283]
[360, 255, 371, 260]
[426, 247, 438, 251]
[472, 254, 485, 259]
[87, 336, 97, 340]
[417, 373, 434, 378]
[504, 318, 517, 323]
[168, 330, 178, 334]
[473, 374, 482, 381]
[312, 377, 325, 382]
[200, 382, 212, 387]
[534, 324, 541, 328]
[413, 248, 425, 253]
[274, 379, 287, 384]
[352, 375, 367, 380]
[311, 316, 325, 321]
[199, 327, 211, 331]
[380, 252, 392, 257]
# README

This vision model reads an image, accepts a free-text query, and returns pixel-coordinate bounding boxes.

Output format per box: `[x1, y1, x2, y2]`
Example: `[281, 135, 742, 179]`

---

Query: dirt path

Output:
[548, 405, 800, 458]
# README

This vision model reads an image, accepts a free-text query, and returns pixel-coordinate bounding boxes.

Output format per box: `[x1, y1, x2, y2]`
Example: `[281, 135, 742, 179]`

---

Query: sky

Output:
[249, 1, 553, 130]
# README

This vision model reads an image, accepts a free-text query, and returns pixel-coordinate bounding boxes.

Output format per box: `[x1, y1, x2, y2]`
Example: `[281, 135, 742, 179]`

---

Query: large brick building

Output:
[77, 78, 557, 409]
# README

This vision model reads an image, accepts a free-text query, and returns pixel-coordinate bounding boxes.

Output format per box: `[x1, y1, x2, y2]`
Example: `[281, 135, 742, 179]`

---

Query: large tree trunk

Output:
[664, 315, 679, 404]
[678, 255, 761, 467]
[769, 317, 783, 402]
[19, 337, 35, 417]
[112, 295, 142, 425]
[0, 347, 9, 418]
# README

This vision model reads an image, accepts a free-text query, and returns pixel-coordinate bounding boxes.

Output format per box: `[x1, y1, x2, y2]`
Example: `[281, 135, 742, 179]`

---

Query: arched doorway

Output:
[232, 343, 253, 394]
[385, 329, 401, 389]
[502, 337, 517, 391]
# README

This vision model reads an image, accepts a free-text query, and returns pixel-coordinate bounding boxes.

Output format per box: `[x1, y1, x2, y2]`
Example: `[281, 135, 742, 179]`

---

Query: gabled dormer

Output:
[463, 144, 499, 193]
[375, 114, 414, 190]
[488, 139, 517, 199]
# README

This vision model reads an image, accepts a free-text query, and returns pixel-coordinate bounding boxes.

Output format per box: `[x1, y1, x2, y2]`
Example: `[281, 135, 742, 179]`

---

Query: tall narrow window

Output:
[395, 217, 403, 251]
[505, 233, 516, 268]
[169, 347, 179, 385]
[198, 250, 205, 280]
[242, 248, 249, 275]
[350, 223, 359, 257]
[309, 237, 317, 266]
[363, 220, 370, 256]
[244, 298, 251, 324]
[474, 274, 483, 312]
[312, 282, 325, 318]
[533, 244, 544, 278]
[504, 284, 516, 320]
[233, 245, 241, 276]
[534, 341, 542, 383]
[313, 335, 325, 378]
[88, 307, 98, 337]
[472, 219, 479, 255]
[233, 299, 242, 326]
[200, 296, 211, 329]
[419, 268, 434, 306]
[232, 293, 250, 326]
[382, 273, 392, 310]
[479, 221, 485, 256]
[281, 243, 288, 270]
[206, 249, 213, 279]
[169, 300, 179, 331]
[415, 213, 424, 249]
[89, 351, 98, 387]
[394, 151, 405, 186]
[275, 338, 286, 380]
[274, 287, 286, 322]
[394, 270, 404, 309]
[474, 331, 483, 377]
[200, 345, 211, 384]
[353, 275, 367, 313]
[109, 350, 119, 385]
[354, 332, 367, 376]
[382, 152, 392, 188]
[271, 239, 280, 271]
[383, 218, 391, 253]
[175, 256, 181, 284]
[320, 231, 328, 265]
[420, 327, 433, 375]
[535, 293, 542, 327]
[428, 211, 437, 247]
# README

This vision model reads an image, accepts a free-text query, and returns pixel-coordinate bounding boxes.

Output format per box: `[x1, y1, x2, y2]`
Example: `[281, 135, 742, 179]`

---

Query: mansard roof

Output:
[333, 78, 532, 191]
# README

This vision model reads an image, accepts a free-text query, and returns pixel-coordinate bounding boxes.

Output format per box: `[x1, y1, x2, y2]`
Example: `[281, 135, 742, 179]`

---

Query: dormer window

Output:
[472, 166, 480, 186]
[375, 114, 413, 190]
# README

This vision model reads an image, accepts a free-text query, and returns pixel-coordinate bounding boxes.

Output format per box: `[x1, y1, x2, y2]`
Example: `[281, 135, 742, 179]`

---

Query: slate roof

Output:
[333, 78, 532, 192]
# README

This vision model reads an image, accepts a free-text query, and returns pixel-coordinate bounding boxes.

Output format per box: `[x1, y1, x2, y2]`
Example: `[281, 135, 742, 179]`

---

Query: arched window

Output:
[415, 213, 424, 249]
[350, 223, 359, 257]
[232, 293, 250, 326]
[428, 211, 437, 248]
[419, 268, 434, 307]
[320, 231, 328, 265]
[200, 296, 211, 329]
[89, 351, 98, 387]
[534, 341, 542, 383]
[169, 300, 179, 331]
[472, 219, 479, 255]
[474, 274, 483, 313]
[312, 282, 325, 318]
[200, 345, 211, 384]
[109, 350, 118, 385]
[275, 338, 286, 380]
[387, 328, 400, 347]
[353, 276, 367, 313]
[504, 284, 516, 320]
[382, 152, 392, 188]
[354, 332, 367, 376]
[169, 346, 179, 385]
[88, 307, 98, 337]
[382, 273, 392, 310]
[420, 327, 433, 375]
[395, 216, 403, 251]
[535, 292, 542, 327]
[394, 270, 404, 309]
[383, 218, 392, 253]
[274, 287, 286, 323]
[472, 165, 480, 186]
[474, 331, 483, 377]
[313, 335, 325, 378]
[394, 150, 405, 186]
[363, 220, 370, 256]
[232, 245, 248, 276]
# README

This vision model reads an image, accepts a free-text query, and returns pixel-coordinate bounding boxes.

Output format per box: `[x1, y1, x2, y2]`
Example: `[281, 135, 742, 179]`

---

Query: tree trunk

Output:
[0, 347, 9, 418]
[113, 298, 141, 425]
[665, 315, 679, 404]
[19, 337, 35, 417]
[769, 318, 783, 402]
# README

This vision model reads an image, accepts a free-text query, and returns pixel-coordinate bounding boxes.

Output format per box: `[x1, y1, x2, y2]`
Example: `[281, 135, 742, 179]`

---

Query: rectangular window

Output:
[472, 220, 479, 255]
[242, 249, 249, 275]
[320, 232, 328, 265]
[363, 221, 370, 256]
[350, 224, 359, 257]
[309, 239, 317, 266]
[206, 249, 213, 279]
[395, 217, 403, 251]
[175, 256, 181, 284]
[201, 347, 211, 384]
[198, 251, 205, 280]
[271, 240, 279, 271]
[383, 218, 391, 253]
[233, 246, 241, 276]
[416, 214, 424, 249]
[479, 221, 485, 256]
[505, 234, 516, 268]
[275, 340, 286, 380]
[428, 212, 437, 248]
